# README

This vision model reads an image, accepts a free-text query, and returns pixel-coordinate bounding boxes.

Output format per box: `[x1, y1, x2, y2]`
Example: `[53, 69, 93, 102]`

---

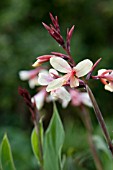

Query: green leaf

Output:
[31, 119, 43, 166]
[93, 135, 112, 159]
[44, 103, 65, 170]
[0, 134, 16, 170]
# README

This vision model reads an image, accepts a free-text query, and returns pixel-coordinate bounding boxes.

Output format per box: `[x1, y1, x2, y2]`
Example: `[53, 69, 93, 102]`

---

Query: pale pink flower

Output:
[38, 69, 71, 107]
[19, 70, 38, 89]
[70, 89, 92, 107]
[19, 68, 46, 89]
[46, 57, 93, 92]
[31, 89, 47, 110]
[98, 69, 113, 92]
[48, 87, 71, 108]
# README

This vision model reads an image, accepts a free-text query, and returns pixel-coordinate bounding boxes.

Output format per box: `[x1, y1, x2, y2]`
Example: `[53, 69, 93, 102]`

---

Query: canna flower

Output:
[98, 69, 113, 92]
[19, 68, 46, 89]
[70, 89, 92, 107]
[38, 69, 71, 107]
[46, 57, 93, 92]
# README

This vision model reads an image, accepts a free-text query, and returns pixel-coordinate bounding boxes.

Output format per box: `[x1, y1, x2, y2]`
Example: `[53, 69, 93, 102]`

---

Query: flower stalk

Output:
[80, 105, 103, 170]
[86, 84, 113, 156]
[18, 87, 44, 169]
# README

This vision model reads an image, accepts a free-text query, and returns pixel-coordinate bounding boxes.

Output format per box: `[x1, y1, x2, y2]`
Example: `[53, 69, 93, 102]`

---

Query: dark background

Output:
[0, 0, 113, 169]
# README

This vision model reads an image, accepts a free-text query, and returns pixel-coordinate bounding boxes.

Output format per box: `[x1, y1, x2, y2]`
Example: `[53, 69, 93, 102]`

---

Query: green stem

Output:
[80, 105, 103, 170]
[86, 84, 113, 156]
[33, 110, 43, 170]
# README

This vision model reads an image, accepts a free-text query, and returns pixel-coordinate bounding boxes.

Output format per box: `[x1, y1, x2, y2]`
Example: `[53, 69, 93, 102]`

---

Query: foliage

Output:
[31, 119, 43, 165]
[0, 134, 16, 170]
[43, 104, 65, 170]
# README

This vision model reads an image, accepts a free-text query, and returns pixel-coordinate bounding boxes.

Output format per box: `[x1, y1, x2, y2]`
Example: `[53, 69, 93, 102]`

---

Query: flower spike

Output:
[18, 87, 36, 120]
[66, 25, 75, 53]
[49, 12, 60, 34]
[42, 22, 65, 47]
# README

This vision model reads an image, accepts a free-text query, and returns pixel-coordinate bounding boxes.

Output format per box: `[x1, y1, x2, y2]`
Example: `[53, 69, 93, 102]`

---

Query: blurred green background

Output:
[0, 0, 113, 169]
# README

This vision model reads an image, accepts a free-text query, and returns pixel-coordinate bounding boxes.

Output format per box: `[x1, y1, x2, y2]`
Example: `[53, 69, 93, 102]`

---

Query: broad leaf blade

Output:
[31, 119, 43, 165]
[44, 103, 65, 170]
[0, 134, 16, 170]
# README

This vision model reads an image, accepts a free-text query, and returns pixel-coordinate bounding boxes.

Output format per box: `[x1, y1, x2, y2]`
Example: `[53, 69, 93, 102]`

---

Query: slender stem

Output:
[33, 110, 43, 170]
[80, 105, 103, 170]
[63, 46, 75, 66]
[86, 84, 113, 156]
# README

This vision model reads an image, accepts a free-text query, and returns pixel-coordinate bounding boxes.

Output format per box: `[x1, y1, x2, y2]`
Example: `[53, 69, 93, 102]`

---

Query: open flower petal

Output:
[70, 76, 79, 88]
[19, 71, 30, 80]
[46, 77, 64, 92]
[38, 73, 53, 85]
[74, 59, 93, 77]
[31, 89, 46, 110]
[28, 77, 38, 89]
[105, 83, 113, 92]
[80, 92, 92, 107]
[49, 68, 59, 77]
[51, 87, 71, 101]
[51, 87, 71, 108]
[50, 57, 72, 73]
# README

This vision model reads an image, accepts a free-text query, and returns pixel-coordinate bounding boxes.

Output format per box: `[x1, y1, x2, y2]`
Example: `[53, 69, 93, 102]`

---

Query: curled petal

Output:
[46, 77, 64, 92]
[70, 76, 79, 88]
[74, 59, 93, 77]
[50, 57, 72, 73]
[49, 68, 59, 76]
[105, 83, 113, 92]
[38, 73, 53, 85]
[98, 69, 106, 76]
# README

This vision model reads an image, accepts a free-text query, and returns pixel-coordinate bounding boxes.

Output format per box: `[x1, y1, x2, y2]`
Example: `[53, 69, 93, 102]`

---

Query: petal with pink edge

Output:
[50, 57, 72, 73]
[70, 76, 79, 88]
[74, 59, 93, 77]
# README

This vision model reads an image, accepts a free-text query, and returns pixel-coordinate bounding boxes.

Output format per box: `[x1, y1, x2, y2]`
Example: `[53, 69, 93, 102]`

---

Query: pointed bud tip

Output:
[49, 12, 53, 17]
[32, 60, 41, 67]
